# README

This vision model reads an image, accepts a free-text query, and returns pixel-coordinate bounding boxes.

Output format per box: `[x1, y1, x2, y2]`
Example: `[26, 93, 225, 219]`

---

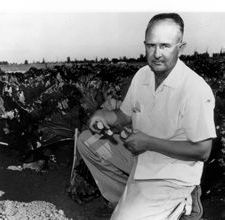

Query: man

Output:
[77, 13, 216, 219]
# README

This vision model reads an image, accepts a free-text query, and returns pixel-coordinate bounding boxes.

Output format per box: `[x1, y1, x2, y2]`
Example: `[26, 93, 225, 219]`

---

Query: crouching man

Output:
[77, 13, 216, 220]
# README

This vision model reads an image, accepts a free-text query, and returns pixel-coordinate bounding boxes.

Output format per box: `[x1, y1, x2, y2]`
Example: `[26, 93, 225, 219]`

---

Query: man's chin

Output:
[149, 65, 166, 73]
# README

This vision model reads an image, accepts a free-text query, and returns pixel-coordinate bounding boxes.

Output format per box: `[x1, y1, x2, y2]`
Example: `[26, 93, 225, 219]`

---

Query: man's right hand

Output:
[89, 109, 116, 133]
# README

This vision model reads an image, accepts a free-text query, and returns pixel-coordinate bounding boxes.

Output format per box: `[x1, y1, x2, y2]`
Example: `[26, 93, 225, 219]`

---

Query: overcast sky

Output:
[0, 12, 225, 63]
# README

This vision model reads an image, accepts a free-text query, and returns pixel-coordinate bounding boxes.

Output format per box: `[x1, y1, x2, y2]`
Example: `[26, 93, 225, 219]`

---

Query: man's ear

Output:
[178, 42, 186, 56]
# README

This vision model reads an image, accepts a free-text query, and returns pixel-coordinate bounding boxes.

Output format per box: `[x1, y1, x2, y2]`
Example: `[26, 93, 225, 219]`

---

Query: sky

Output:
[1, 1, 225, 63]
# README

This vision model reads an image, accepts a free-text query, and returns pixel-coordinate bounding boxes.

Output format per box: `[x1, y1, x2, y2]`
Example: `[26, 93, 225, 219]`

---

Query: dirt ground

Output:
[0, 145, 225, 220]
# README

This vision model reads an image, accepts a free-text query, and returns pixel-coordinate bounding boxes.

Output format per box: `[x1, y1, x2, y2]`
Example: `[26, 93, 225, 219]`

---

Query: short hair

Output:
[146, 13, 184, 36]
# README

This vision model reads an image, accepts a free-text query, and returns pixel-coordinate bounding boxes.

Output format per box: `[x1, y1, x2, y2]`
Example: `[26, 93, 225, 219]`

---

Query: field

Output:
[0, 53, 225, 219]
[0, 62, 72, 73]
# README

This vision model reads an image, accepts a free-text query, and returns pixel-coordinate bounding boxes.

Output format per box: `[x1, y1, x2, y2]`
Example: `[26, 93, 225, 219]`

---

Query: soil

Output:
[0, 144, 225, 220]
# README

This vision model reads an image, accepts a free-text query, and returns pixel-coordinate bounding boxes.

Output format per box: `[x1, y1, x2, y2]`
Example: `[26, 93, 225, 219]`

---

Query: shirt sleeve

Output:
[182, 85, 217, 142]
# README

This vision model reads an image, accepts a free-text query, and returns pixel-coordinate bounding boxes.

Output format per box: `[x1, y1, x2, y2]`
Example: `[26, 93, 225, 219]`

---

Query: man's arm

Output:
[145, 136, 212, 161]
[125, 131, 212, 161]
[89, 109, 131, 133]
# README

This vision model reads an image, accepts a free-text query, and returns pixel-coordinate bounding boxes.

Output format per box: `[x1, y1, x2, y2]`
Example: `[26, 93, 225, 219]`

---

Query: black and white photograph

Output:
[0, 1, 225, 219]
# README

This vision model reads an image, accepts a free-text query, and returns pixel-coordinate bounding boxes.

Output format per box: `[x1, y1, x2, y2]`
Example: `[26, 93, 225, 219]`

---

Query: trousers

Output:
[77, 130, 194, 220]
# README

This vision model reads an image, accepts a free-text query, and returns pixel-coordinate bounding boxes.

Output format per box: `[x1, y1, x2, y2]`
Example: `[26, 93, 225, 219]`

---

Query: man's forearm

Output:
[113, 109, 132, 129]
[89, 108, 131, 132]
[145, 136, 212, 162]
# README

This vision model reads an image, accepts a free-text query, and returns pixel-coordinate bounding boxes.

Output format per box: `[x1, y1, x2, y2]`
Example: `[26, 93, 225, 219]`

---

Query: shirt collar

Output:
[142, 59, 185, 89]
[162, 59, 185, 89]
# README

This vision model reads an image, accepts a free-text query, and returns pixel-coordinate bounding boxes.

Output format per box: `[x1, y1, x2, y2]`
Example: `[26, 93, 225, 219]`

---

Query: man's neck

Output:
[154, 71, 170, 90]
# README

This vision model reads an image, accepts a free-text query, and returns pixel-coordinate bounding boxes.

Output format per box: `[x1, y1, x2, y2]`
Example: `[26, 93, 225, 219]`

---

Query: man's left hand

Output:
[123, 130, 149, 155]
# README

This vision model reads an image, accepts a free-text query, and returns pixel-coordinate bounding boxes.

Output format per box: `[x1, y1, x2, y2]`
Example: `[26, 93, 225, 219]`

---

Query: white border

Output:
[0, 0, 225, 12]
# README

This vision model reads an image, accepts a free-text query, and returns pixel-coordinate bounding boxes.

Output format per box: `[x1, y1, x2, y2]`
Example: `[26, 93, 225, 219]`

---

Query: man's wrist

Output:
[101, 109, 118, 126]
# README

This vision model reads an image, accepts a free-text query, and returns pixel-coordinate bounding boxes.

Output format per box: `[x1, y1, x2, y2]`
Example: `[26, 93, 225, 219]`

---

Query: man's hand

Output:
[124, 130, 149, 155]
[89, 109, 117, 133]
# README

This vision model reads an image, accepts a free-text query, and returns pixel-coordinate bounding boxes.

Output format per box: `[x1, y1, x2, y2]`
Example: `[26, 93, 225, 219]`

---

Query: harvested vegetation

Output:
[0, 200, 70, 220]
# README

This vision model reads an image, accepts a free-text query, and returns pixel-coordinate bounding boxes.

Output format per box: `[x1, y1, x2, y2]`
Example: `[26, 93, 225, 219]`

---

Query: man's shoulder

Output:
[181, 61, 214, 96]
[132, 65, 153, 82]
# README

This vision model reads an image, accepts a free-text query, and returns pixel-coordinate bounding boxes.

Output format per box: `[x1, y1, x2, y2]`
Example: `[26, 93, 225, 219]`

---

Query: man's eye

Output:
[161, 44, 170, 49]
[146, 44, 155, 48]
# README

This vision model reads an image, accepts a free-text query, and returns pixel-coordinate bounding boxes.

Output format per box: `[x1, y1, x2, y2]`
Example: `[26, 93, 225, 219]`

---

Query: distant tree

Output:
[122, 56, 127, 61]
[100, 58, 109, 63]
[0, 61, 9, 65]
[24, 60, 28, 65]
[138, 54, 145, 62]
[194, 51, 199, 57]
[42, 58, 45, 64]
[67, 56, 71, 63]
[112, 58, 119, 63]
[127, 58, 136, 63]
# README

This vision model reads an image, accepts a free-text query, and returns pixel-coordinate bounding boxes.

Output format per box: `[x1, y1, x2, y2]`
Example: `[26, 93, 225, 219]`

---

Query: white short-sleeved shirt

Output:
[120, 59, 217, 186]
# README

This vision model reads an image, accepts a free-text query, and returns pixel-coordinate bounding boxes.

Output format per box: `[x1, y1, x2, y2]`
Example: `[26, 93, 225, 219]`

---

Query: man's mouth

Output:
[152, 61, 163, 65]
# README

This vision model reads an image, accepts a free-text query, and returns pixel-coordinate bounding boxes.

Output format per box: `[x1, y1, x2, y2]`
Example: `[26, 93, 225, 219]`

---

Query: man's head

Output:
[144, 13, 186, 76]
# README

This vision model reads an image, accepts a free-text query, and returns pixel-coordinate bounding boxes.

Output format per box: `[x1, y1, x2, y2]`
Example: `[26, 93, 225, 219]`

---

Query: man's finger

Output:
[124, 134, 135, 143]
[132, 129, 139, 134]
[124, 142, 134, 152]
[89, 119, 101, 133]
[101, 121, 110, 130]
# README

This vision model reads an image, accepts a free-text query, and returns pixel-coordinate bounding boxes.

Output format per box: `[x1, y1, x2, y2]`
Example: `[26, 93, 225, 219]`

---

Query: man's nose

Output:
[153, 46, 162, 58]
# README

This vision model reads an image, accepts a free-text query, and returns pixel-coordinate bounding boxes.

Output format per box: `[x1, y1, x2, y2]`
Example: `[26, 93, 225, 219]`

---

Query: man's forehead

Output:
[145, 19, 182, 41]
[150, 19, 180, 29]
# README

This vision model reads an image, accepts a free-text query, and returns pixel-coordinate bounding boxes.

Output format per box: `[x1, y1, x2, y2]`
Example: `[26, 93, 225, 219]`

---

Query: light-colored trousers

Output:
[77, 130, 194, 220]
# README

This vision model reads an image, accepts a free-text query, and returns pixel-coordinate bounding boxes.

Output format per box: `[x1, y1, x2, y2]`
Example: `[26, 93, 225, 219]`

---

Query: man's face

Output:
[145, 19, 183, 75]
